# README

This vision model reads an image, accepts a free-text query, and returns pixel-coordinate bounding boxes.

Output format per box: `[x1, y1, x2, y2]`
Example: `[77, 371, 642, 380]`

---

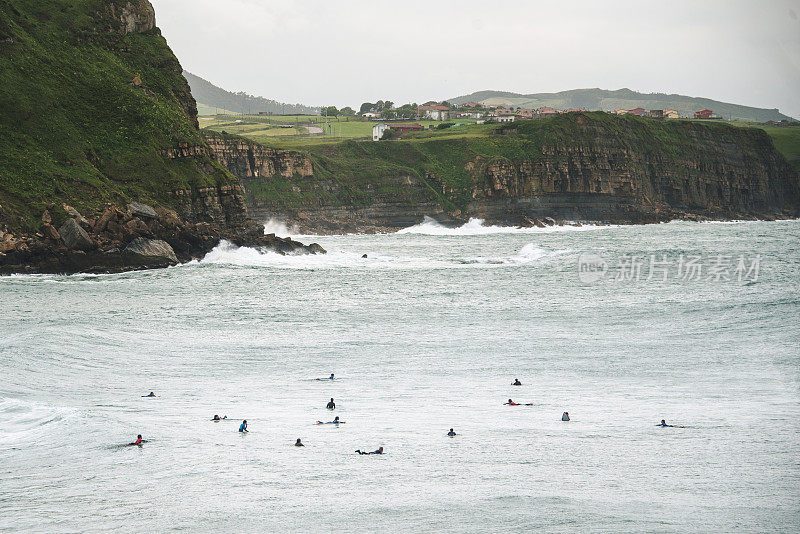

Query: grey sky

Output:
[150, 0, 800, 117]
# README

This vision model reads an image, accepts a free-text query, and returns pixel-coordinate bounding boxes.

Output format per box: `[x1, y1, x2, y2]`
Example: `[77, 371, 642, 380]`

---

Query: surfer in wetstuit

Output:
[130, 434, 147, 446]
[356, 447, 383, 455]
[512, 379, 522, 386]
[239, 420, 248, 432]
[317, 416, 343, 424]
[504, 399, 533, 405]
[142, 392, 156, 397]
[326, 398, 336, 410]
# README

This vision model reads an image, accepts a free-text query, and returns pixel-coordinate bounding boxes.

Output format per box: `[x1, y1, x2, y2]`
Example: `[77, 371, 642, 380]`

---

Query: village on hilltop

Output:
[364, 101, 718, 141]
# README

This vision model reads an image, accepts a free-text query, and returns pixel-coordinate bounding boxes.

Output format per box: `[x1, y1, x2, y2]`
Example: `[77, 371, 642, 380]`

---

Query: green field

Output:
[200, 114, 481, 148]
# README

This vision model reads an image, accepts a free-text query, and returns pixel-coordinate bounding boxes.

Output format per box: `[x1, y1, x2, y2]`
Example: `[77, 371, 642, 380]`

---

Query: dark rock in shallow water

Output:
[124, 237, 178, 263]
[59, 219, 94, 250]
[127, 202, 158, 219]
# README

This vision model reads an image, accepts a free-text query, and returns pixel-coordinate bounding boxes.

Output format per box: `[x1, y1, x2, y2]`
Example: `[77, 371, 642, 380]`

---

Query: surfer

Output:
[316, 374, 335, 381]
[504, 399, 532, 406]
[512, 379, 522, 386]
[447, 428, 457, 437]
[658, 419, 675, 427]
[355, 447, 383, 455]
[142, 392, 156, 397]
[317, 416, 343, 424]
[326, 398, 336, 410]
[295, 438, 304, 447]
[562, 412, 570, 421]
[130, 434, 147, 446]
[239, 420, 248, 432]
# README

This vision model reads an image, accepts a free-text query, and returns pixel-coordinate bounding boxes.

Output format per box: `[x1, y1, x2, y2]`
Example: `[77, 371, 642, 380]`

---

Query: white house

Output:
[424, 109, 450, 121]
[372, 123, 390, 141]
[494, 115, 515, 123]
[362, 111, 381, 119]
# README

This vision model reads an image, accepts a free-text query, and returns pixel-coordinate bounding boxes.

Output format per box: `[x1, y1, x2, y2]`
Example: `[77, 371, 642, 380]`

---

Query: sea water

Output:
[0, 219, 798, 533]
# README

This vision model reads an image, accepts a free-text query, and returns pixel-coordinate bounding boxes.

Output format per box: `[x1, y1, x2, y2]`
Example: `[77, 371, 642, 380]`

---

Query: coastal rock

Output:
[59, 219, 94, 250]
[94, 208, 115, 233]
[124, 237, 178, 263]
[543, 217, 557, 226]
[128, 201, 158, 219]
[42, 223, 60, 241]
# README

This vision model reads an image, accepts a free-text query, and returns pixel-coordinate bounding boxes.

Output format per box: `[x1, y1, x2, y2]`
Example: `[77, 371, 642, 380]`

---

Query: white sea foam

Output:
[396, 216, 607, 235]
[200, 240, 566, 269]
[0, 397, 73, 444]
[262, 218, 300, 237]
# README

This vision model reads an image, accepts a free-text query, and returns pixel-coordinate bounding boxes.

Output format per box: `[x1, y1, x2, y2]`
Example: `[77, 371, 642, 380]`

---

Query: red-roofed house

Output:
[418, 104, 451, 121]
[392, 123, 425, 133]
[628, 107, 646, 116]
[536, 107, 560, 117]
[694, 109, 713, 119]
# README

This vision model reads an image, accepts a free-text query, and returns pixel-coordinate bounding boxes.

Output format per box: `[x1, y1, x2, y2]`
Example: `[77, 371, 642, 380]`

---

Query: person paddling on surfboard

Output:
[130, 434, 148, 446]
[317, 416, 343, 424]
[355, 447, 383, 455]
[504, 399, 533, 406]
[142, 392, 156, 397]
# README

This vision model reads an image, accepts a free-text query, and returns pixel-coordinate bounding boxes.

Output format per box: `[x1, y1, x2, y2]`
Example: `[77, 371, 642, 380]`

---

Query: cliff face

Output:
[207, 114, 800, 232]
[465, 115, 797, 222]
[0, 0, 322, 273]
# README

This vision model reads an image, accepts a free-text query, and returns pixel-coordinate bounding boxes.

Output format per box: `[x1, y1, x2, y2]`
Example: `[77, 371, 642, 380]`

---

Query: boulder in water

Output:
[59, 218, 94, 250]
[124, 237, 178, 263]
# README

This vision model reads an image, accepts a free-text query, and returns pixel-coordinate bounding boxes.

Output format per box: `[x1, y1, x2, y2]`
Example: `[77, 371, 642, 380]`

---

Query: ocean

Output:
[1, 219, 798, 533]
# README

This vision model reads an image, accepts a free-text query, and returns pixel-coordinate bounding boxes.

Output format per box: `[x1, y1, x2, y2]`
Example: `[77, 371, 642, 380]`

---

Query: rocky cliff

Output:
[0, 0, 322, 273]
[206, 113, 800, 232]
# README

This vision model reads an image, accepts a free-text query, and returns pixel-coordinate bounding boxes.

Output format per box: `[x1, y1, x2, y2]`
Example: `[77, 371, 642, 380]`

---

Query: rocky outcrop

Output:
[102, 1, 156, 35]
[205, 134, 314, 180]
[124, 237, 178, 264]
[0, 202, 324, 275]
[59, 219, 94, 251]
[128, 202, 158, 219]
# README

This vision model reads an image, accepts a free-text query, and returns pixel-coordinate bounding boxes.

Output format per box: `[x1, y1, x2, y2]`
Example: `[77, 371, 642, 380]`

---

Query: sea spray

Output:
[397, 216, 610, 236]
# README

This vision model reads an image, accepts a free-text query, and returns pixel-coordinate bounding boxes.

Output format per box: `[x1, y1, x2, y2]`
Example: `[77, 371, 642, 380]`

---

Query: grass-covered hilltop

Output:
[0, 0, 234, 230]
[0, 0, 322, 274]
[203, 112, 800, 233]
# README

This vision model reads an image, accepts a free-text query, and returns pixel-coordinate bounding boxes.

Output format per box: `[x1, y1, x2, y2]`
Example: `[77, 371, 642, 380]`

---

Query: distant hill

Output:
[448, 88, 794, 122]
[184, 71, 319, 115]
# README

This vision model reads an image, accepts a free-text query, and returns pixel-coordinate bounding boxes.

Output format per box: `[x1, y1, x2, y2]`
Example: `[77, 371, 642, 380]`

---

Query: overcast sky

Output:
[150, 0, 800, 117]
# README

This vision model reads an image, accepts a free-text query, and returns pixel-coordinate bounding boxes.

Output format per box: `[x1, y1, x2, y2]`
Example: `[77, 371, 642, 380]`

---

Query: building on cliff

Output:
[694, 108, 714, 119]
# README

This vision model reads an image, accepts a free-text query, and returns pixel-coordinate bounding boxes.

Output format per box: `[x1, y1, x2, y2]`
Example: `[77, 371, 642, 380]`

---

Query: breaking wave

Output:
[0, 397, 74, 445]
[396, 216, 602, 235]
[262, 218, 299, 237]
[200, 240, 566, 270]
